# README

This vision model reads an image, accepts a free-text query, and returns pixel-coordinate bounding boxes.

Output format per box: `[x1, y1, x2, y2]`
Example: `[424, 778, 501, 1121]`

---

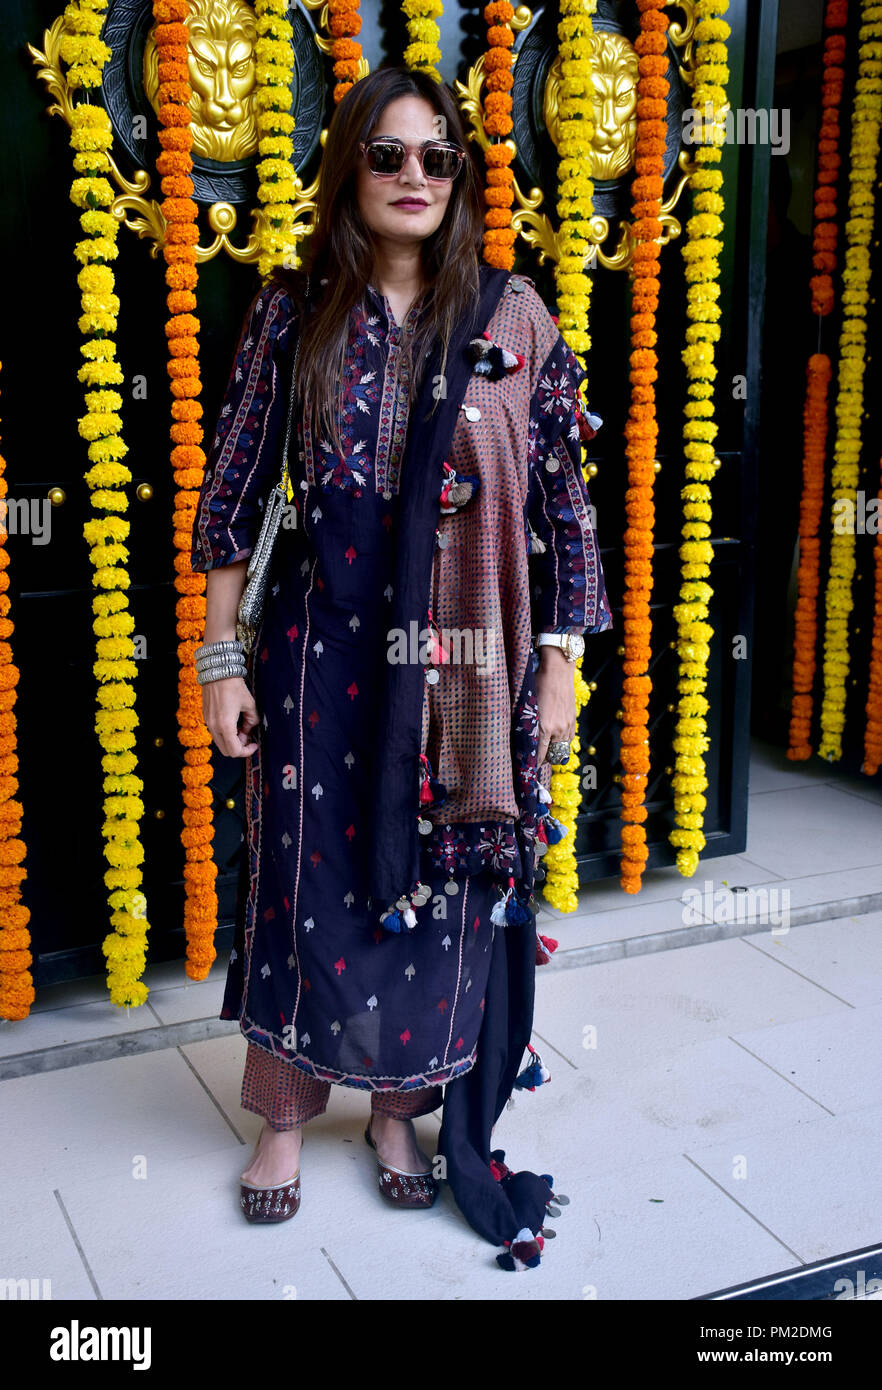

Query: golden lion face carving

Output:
[544, 30, 642, 182]
[143, 0, 260, 163]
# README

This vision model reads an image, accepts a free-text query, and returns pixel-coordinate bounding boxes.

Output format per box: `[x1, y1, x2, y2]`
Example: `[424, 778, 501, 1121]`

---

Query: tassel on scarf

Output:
[490, 876, 530, 926]
[541, 812, 568, 845]
[488, 1149, 556, 1272]
[514, 1043, 551, 1092]
[505, 887, 531, 925]
[379, 908, 405, 933]
[576, 403, 603, 442]
[418, 752, 448, 809]
[490, 889, 511, 927]
[535, 931, 558, 966]
[497, 1228, 542, 1272]
[379, 879, 430, 934]
[469, 331, 525, 382]
[526, 521, 546, 555]
[439, 461, 479, 514]
[536, 783, 553, 805]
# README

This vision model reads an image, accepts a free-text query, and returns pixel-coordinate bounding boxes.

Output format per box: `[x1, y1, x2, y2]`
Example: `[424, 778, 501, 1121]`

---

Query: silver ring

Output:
[546, 740, 571, 766]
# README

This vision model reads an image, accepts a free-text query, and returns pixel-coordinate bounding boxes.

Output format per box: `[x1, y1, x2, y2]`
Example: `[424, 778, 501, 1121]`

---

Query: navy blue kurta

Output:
[192, 273, 611, 1098]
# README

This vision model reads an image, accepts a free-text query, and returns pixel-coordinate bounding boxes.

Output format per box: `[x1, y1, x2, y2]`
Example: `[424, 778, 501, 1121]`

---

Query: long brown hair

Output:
[268, 65, 486, 460]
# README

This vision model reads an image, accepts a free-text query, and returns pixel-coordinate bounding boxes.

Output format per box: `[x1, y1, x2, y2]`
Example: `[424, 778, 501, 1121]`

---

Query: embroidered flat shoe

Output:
[239, 1170, 301, 1223]
[364, 1120, 438, 1208]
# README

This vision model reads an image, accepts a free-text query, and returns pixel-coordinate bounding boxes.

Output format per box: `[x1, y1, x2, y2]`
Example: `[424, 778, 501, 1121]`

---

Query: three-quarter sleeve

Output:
[191, 282, 296, 573]
[525, 332, 613, 637]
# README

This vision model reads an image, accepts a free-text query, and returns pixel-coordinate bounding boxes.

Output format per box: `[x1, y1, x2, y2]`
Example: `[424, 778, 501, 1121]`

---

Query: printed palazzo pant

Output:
[241, 1042, 443, 1128]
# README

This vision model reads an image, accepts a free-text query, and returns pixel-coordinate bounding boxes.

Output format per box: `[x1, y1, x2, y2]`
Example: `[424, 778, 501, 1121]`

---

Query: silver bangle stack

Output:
[195, 639, 247, 686]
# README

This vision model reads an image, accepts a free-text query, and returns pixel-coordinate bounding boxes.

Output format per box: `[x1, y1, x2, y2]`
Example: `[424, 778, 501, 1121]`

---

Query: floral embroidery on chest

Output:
[297, 298, 416, 499]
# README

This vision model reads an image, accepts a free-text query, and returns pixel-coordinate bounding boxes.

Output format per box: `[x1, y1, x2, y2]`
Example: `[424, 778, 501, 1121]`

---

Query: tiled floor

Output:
[2, 738, 881, 1298]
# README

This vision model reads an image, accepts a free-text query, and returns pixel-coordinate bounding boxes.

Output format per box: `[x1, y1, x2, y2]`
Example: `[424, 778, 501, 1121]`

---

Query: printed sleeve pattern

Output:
[525, 332, 614, 637]
[191, 284, 295, 572]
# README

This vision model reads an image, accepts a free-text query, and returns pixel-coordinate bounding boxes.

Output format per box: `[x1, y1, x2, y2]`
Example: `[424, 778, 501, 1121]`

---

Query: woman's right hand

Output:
[202, 676, 260, 758]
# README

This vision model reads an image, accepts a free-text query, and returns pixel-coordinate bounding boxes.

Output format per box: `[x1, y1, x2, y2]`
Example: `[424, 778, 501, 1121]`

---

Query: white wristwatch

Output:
[535, 632, 585, 662]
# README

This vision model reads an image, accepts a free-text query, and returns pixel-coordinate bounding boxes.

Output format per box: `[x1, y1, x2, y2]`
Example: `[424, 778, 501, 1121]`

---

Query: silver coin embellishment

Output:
[462, 405, 481, 422]
[383, 490, 392, 500]
[437, 534, 450, 549]
[545, 458, 560, 473]
[418, 819, 432, 835]
[426, 668, 440, 684]
[444, 880, 459, 896]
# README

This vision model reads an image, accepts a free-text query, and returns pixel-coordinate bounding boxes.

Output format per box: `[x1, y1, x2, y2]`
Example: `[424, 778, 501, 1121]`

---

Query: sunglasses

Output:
[359, 138, 466, 182]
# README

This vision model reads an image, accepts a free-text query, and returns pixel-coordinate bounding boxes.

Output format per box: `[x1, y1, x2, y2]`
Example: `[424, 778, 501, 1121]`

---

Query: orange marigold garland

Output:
[788, 0, 849, 759]
[480, 0, 517, 270]
[789, 356, 835, 758]
[153, 0, 218, 980]
[0, 363, 34, 1021]
[618, 0, 669, 893]
[328, 0, 363, 104]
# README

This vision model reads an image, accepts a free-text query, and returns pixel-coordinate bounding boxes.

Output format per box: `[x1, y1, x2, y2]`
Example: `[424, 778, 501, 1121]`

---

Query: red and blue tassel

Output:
[513, 1042, 551, 1092]
[439, 460, 479, 513]
[469, 330, 525, 382]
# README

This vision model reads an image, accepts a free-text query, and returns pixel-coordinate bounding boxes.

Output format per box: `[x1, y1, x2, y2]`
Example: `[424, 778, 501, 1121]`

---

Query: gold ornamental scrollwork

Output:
[454, 0, 701, 274]
[29, 2, 333, 264]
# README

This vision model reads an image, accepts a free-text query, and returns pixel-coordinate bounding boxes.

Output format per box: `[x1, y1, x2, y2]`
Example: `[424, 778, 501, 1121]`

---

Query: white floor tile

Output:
[730, 998, 882, 1115]
[0, 1190, 97, 1300]
[728, 863, 882, 914]
[533, 936, 848, 1072]
[745, 912, 882, 1008]
[545, 895, 715, 953]
[28, 973, 112, 1015]
[325, 1141, 795, 1300]
[178, 1032, 252, 1135]
[1, 1049, 242, 1194]
[747, 739, 839, 795]
[685, 1105, 882, 1265]
[502, 1030, 826, 1186]
[55, 1146, 352, 1300]
[0, 996, 157, 1060]
[744, 784, 882, 878]
[148, 976, 227, 1026]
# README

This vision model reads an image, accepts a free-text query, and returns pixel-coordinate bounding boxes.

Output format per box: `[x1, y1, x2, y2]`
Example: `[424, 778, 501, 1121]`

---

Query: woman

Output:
[191, 65, 612, 1262]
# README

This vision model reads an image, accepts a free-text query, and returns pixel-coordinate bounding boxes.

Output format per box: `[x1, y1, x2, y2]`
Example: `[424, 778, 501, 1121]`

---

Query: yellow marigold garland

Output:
[480, 0, 516, 270]
[328, 0, 363, 103]
[668, 0, 730, 877]
[60, 0, 152, 1006]
[819, 0, 882, 761]
[152, 0, 218, 980]
[402, 0, 443, 82]
[618, 0, 669, 893]
[254, 0, 299, 277]
[541, 0, 597, 914]
[0, 362, 35, 1021]
[788, 0, 849, 760]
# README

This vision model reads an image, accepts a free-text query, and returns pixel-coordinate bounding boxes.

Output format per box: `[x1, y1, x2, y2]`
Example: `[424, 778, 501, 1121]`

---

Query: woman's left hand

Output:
[536, 647, 577, 767]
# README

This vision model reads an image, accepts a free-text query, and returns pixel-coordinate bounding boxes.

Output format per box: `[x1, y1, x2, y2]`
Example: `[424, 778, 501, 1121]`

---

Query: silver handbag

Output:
[235, 311, 304, 655]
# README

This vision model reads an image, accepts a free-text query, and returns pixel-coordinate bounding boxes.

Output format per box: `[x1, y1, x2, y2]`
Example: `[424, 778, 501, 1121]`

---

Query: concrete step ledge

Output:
[2, 890, 881, 1082]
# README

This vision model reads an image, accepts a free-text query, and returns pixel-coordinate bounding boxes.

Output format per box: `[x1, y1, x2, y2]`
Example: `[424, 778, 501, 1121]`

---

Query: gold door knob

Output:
[136, 484, 153, 501]
[48, 488, 66, 506]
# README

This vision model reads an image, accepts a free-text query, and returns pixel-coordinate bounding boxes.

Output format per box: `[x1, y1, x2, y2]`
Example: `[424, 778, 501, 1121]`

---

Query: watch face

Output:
[567, 634, 586, 660]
